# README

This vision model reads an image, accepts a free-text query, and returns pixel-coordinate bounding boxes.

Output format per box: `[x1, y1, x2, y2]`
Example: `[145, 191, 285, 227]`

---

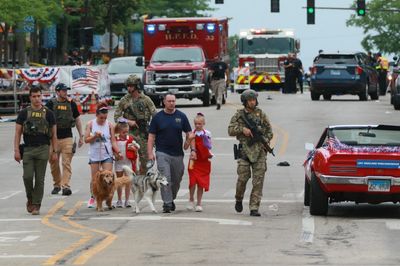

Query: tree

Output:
[347, 0, 400, 54]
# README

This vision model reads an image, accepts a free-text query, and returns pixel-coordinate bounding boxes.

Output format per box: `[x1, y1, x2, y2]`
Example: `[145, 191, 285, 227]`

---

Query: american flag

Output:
[72, 68, 99, 89]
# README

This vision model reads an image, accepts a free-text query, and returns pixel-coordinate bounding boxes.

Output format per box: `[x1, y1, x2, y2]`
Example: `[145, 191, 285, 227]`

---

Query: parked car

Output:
[389, 57, 400, 110]
[107, 56, 144, 99]
[304, 125, 400, 216]
[310, 52, 379, 101]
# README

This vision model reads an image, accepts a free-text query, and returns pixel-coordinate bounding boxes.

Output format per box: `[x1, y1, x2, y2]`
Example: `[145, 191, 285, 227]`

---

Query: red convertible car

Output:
[304, 125, 400, 215]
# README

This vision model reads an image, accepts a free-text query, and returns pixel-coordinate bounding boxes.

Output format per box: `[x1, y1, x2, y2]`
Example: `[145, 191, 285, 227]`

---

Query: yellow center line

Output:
[41, 201, 93, 266]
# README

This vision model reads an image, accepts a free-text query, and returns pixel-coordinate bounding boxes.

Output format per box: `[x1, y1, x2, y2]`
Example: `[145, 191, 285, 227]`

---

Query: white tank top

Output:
[89, 118, 113, 161]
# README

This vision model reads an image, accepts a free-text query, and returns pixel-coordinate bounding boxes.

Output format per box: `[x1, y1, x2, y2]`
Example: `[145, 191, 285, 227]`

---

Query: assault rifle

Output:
[240, 111, 275, 156]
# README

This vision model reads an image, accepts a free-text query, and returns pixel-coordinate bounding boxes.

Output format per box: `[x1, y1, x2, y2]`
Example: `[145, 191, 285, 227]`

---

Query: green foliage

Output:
[347, 0, 400, 54]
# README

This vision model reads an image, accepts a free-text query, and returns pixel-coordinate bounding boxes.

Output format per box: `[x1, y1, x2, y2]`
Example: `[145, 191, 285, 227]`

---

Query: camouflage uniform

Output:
[228, 106, 273, 211]
[114, 93, 156, 174]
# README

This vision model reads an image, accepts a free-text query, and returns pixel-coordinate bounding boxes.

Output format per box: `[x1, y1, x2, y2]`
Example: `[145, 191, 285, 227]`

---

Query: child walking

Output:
[114, 118, 139, 208]
[184, 113, 212, 212]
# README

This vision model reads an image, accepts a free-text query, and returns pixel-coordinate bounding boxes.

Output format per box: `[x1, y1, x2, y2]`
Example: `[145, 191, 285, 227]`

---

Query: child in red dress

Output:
[184, 113, 212, 212]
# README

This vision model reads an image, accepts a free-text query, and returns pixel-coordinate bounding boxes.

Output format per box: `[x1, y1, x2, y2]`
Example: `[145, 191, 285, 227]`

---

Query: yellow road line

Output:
[41, 201, 92, 266]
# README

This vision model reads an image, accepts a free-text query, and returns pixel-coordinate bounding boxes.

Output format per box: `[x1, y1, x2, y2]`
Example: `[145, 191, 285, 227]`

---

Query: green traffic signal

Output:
[307, 7, 315, 14]
[358, 9, 365, 15]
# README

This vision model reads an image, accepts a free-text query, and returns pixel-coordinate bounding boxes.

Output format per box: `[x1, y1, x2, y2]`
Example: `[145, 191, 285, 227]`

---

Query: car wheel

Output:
[309, 173, 328, 216]
[304, 177, 310, 206]
[202, 87, 210, 107]
[394, 97, 400, 110]
[311, 91, 320, 101]
[323, 94, 331, 101]
[359, 83, 368, 101]
[370, 89, 379, 100]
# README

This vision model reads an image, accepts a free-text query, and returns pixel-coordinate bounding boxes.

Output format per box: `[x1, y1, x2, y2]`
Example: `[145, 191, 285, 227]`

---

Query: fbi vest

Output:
[51, 98, 75, 129]
[23, 106, 50, 137]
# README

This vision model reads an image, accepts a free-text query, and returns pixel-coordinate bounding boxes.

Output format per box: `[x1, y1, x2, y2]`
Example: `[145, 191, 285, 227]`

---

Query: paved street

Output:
[1, 91, 399, 266]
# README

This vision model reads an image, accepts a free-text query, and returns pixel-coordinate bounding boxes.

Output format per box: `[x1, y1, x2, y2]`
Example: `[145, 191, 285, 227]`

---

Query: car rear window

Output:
[316, 54, 357, 64]
[331, 128, 400, 146]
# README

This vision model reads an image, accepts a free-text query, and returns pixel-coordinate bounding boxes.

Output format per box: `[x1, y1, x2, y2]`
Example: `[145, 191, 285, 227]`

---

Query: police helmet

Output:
[240, 89, 258, 104]
[55, 83, 70, 91]
[125, 74, 141, 89]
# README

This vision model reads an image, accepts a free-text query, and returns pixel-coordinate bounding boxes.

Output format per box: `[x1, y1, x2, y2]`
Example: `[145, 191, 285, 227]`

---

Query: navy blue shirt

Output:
[149, 110, 192, 156]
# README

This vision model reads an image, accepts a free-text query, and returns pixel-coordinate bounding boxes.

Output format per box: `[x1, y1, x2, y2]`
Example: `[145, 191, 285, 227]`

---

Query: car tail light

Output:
[356, 66, 363, 75]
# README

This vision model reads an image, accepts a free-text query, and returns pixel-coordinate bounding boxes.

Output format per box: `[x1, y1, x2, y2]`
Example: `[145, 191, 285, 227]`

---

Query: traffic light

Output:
[215, 0, 224, 4]
[271, 0, 279, 13]
[357, 0, 366, 16]
[307, 0, 315, 25]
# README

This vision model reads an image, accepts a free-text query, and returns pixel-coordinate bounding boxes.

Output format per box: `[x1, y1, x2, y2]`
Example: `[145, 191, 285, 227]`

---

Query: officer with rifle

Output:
[228, 89, 273, 216]
[114, 75, 157, 174]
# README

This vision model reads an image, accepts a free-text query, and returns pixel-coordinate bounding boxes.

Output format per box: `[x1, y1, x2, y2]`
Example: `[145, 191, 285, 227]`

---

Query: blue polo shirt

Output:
[149, 109, 192, 156]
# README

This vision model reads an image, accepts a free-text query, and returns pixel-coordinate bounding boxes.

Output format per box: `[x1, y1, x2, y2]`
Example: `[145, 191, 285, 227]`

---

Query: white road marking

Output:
[0, 191, 22, 200]
[386, 221, 400, 230]
[177, 189, 189, 197]
[268, 204, 279, 212]
[0, 231, 40, 235]
[91, 216, 252, 226]
[20, 235, 40, 242]
[300, 207, 314, 243]
[223, 189, 236, 198]
[0, 255, 51, 258]
[82, 199, 302, 204]
[213, 137, 236, 141]
[0, 219, 41, 222]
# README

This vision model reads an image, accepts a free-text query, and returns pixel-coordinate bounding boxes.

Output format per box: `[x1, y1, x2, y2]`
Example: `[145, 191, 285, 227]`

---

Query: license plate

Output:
[237, 84, 249, 90]
[330, 70, 341, 76]
[368, 179, 391, 192]
[168, 88, 179, 93]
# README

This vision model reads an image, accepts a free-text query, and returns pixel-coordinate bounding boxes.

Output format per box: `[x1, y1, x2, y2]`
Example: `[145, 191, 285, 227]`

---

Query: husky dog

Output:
[122, 165, 168, 213]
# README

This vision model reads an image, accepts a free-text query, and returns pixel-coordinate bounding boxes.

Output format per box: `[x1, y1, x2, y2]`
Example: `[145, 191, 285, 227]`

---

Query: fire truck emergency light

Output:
[146, 24, 156, 34]
[206, 23, 216, 33]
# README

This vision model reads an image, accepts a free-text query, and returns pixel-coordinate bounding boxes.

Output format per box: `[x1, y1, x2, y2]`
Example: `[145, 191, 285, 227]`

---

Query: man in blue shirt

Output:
[147, 94, 193, 213]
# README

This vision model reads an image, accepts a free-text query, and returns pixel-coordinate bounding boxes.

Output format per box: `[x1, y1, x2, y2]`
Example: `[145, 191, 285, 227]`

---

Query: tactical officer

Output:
[228, 89, 273, 216]
[14, 85, 58, 215]
[46, 83, 84, 196]
[114, 74, 157, 174]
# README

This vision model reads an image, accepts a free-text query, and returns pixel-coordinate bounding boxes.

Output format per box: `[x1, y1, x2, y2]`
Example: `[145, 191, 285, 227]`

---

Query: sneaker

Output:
[124, 200, 131, 208]
[31, 204, 40, 215]
[235, 201, 243, 213]
[186, 201, 195, 211]
[87, 197, 95, 208]
[195, 205, 203, 212]
[250, 210, 261, 217]
[51, 187, 61, 195]
[26, 199, 33, 213]
[62, 188, 72, 196]
[116, 200, 123, 208]
[171, 201, 176, 211]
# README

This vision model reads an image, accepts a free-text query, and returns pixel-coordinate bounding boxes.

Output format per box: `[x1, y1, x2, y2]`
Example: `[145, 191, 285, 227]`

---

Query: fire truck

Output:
[142, 17, 229, 106]
[235, 28, 300, 92]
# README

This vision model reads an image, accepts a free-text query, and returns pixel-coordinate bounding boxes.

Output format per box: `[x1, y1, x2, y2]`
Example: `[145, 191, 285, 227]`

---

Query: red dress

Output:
[188, 131, 212, 191]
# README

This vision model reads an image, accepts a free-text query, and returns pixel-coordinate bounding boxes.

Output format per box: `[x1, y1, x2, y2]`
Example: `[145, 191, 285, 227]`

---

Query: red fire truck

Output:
[142, 17, 229, 106]
[235, 28, 300, 92]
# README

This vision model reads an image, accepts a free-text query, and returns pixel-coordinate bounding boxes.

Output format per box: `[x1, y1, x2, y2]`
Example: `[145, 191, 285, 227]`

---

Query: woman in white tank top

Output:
[84, 104, 121, 208]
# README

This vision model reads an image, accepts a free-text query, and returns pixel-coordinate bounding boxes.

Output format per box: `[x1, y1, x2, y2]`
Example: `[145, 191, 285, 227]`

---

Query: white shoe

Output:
[195, 205, 203, 212]
[87, 197, 95, 208]
[116, 200, 123, 208]
[186, 201, 195, 211]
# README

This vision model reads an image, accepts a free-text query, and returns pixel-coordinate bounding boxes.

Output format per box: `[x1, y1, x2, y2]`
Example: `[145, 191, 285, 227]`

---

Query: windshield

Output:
[108, 59, 143, 74]
[151, 47, 204, 63]
[331, 127, 400, 146]
[316, 54, 357, 64]
[239, 37, 295, 54]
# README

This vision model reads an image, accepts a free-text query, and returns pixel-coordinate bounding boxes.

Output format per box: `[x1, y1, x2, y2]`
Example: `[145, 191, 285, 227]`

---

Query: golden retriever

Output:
[92, 170, 132, 212]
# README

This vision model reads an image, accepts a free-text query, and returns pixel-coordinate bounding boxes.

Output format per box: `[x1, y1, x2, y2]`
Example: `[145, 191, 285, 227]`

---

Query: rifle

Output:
[240, 111, 275, 156]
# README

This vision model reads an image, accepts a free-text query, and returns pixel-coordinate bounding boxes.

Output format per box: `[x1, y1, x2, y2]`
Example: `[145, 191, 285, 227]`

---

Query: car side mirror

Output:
[305, 142, 315, 151]
[136, 57, 143, 67]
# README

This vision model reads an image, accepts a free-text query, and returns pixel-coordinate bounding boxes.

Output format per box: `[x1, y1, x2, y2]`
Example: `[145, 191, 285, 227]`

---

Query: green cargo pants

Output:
[22, 145, 49, 205]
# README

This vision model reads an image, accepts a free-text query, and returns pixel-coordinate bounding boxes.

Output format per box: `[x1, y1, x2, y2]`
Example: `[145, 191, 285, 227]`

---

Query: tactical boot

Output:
[62, 188, 72, 196]
[235, 201, 243, 213]
[51, 187, 61, 195]
[250, 210, 261, 217]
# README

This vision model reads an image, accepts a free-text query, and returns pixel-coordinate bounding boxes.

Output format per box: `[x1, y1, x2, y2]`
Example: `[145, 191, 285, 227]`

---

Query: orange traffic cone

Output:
[88, 91, 97, 114]
[75, 92, 83, 114]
